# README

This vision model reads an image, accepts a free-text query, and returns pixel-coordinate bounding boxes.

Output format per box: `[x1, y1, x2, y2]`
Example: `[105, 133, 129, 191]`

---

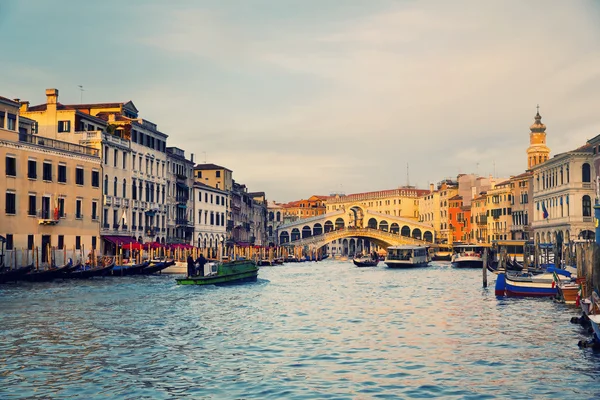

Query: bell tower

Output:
[526, 105, 550, 170]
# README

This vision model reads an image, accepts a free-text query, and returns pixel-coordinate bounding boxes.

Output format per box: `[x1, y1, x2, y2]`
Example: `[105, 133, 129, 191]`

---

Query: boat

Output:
[176, 260, 258, 285]
[22, 262, 73, 282]
[0, 264, 35, 284]
[142, 259, 175, 275]
[67, 261, 115, 279]
[111, 261, 150, 276]
[451, 244, 488, 268]
[430, 244, 452, 261]
[258, 259, 273, 266]
[495, 268, 573, 297]
[384, 246, 429, 268]
[272, 257, 284, 265]
[352, 254, 379, 267]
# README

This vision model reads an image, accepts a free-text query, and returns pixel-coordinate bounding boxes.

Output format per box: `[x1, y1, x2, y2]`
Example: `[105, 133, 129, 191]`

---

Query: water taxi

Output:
[384, 246, 429, 268]
[176, 259, 258, 285]
[430, 244, 452, 261]
[451, 244, 489, 268]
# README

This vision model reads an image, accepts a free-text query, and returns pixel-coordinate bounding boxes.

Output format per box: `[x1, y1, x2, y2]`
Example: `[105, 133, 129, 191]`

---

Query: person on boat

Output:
[195, 253, 207, 277]
[187, 254, 195, 277]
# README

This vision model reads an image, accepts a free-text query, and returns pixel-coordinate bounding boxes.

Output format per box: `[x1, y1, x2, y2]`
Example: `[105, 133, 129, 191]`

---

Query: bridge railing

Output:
[276, 209, 345, 231]
[282, 227, 430, 247]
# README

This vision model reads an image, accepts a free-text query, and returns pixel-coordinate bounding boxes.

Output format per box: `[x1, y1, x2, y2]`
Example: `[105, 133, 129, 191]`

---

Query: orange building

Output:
[448, 195, 472, 243]
[282, 195, 327, 222]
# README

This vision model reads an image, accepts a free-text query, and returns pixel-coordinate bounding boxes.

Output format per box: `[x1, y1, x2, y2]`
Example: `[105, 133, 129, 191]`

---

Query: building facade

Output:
[193, 182, 227, 257]
[1, 95, 101, 263]
[509, 172, 533, 240]
[526, 108, 551, 170]
[166, 147, 195, 244]
[486, 180, 513, 242]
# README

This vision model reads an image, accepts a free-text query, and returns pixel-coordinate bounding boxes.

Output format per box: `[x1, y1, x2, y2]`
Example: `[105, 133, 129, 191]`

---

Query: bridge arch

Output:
[390, 223, 399, 234]
[313, 223, 323, 236]
[423, 231, 433, 242]
[324, 221, 334, 233]
[335, 218, 345, 230]
[401, 225, 410, 237]
[367, 218, 377, 229]
[280, 231, 289, 243]
[291, 228, 300, 241]
[412, 228, 422, 240]
[302, 225, 312, 239]
[379, 220, 389, 232]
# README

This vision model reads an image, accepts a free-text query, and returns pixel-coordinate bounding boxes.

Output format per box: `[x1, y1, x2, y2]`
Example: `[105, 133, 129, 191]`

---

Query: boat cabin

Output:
[452, 244, 489, 257]
[492, 240, 534, 262]
[386, 246, 428, 261]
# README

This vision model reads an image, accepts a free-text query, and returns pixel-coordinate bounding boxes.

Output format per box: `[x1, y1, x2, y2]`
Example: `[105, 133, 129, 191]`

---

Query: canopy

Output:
[144, 241, 163, 249]
[103, 236, 138, 246]
[122, 242, 144, 250]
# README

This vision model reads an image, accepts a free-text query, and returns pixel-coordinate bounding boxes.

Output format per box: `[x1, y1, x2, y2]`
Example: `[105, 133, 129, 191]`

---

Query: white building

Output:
[531, 143, 595, 244]
[194, 182, 227, 258]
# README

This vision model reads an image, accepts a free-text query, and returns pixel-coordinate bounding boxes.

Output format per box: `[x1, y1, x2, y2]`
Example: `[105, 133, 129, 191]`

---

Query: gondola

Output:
[67, 261, 115, 279]
[22, 262, 73, 282]
[111, 261, 150, 276]
[0, 264, 34, 284]
[142, 259, 175, 275]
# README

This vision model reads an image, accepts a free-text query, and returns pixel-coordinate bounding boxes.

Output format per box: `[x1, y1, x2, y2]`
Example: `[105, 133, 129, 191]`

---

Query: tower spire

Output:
[526, 105, 550, 170]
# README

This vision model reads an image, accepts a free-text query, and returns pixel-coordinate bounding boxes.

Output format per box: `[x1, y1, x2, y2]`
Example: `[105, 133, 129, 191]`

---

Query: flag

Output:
[576, 283, 582, 307]
[551, 271, 559, 289]
[542, 201, 549, 219]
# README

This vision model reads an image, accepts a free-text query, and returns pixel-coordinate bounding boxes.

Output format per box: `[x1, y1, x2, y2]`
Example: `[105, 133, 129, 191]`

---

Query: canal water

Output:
[1, 260, 599, 399]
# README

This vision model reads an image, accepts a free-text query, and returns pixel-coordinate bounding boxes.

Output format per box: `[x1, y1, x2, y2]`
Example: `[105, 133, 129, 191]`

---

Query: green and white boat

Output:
[176, 260, 259, 286]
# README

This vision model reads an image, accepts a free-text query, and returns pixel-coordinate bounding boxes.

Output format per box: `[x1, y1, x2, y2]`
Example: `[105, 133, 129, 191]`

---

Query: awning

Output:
[177, 204, 187, 209]
[145, 210, 157, 216]
[103, 236, 138, 246]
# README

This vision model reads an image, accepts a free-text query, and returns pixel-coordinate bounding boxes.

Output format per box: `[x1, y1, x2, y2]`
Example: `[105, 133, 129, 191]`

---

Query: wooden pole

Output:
[482, 249, 488, 288]
[35, 246, 39, 271]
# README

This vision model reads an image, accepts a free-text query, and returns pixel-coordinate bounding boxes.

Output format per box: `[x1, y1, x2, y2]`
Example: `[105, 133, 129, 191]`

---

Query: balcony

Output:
[145, 226, 158, 236]
[112, 224, 120, 230]
[132, 200, 140, 209]
[176, 196, 189, 203]
[123, 199, 130, 208]
[175, 173, 187, 181]
[103, 223, 110, 229]
[37, 210, 59, 226]
[175, 218, 188, 226]
[122, 224, 128, 230]
[114, 197, 121, 207]
[132, 225, 137, 231]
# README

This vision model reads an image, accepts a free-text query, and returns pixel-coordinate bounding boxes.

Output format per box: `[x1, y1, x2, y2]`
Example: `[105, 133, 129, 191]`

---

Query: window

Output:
[123, 152, 127, 169]
[113, 149, 118, 167]
[5, 191, 16, 214]
[58, 164, 67, 183]
[76, 199, 82, 219]
[6, 234, 13, 250]
[123, 179, 127, 198]
[5, 156, 16, 177]
[28, 194, 36, 216]
[58, 235, 64, 250]
[76, 167, 84, 185]
[7, 113, 16, 130]
[92, 236, 97, 250]
[132, 180, 137, 200]
[28, 235, 34, 250]
[91, 170, 100, 188]
[75, 236, 81, 250]
[104, 146, 108, 165]
[197, 171, 202, 179]
[58, 197, 65, 217]
[582, 163, 591, 183]
[92, 201, 98, 220]
[28, 159, 37, 179]
[583, 195, 592, 217]
[43, 162, 52, 181]
[216, 171, 221, 178]
[58, 120, 71, 132]
[104, 175, 108, 195]
[113, 177, 117, 196]
[132, 154, 136, 170]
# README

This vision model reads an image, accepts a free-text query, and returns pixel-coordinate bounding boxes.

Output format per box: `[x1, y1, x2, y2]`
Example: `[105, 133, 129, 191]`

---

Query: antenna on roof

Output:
[202, 151, 207, 163]
[406, 163, 410, 187]
[78, 85, 85, 104]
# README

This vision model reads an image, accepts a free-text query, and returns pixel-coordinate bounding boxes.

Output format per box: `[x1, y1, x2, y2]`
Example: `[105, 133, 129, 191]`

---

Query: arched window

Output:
[132, 180, 137, 200]
[113, 177, 118, 196]
[582, 195, 592, 217]
[582, 163, 591, 183]
[104, 175, 108, 195]
[123, 179, 127, 198]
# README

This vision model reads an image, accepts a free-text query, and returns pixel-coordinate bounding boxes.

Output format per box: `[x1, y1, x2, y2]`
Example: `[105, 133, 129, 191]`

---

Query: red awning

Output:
[103, 236, 138, 246]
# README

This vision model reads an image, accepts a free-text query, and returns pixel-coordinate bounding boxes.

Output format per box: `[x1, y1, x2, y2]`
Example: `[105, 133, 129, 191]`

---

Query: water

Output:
[1, 260, 599, 399]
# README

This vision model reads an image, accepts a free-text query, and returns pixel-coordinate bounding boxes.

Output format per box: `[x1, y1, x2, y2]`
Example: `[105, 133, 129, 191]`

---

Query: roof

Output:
[194, 163, 232, 172]
[193, 181, 228, 194]
[494, 179, 512, 187]
[448, 195, 462, 201]
[510, 171, 532, 180]
[0, 96, 18, 106]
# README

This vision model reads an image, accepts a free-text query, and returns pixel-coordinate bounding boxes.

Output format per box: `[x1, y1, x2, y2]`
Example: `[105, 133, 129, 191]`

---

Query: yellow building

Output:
[438, 182, 459, 244]
[194, 163, 233, 192]
[509, 172, 533, 240]
[326, 187, 429, 220]
[470, 193, 488, 243]
[486, 180, 513, 242]
[418, 184, 440, 234]
[0, 96, 101, 265]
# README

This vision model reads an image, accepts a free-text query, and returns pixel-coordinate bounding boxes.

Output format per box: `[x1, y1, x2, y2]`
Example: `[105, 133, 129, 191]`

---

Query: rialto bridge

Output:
[276, 206, 435, 251]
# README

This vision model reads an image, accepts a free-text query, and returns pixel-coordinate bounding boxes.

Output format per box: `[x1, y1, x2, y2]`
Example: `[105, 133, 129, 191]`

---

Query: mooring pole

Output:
[482, 248, 488, 288]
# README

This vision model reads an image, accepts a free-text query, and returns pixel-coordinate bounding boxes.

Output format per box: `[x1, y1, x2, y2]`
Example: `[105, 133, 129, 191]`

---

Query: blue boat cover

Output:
[546, 266, 571, 278]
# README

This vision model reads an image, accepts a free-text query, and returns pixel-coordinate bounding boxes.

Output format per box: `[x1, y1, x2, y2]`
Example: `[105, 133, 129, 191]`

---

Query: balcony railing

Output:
[37, 210, 59, 226]
[114, 198, 121, 207]
[19, 132, 99, 157]
[175, 218, 188, 226]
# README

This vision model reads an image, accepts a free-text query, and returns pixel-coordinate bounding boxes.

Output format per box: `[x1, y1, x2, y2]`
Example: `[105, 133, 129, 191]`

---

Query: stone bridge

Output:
[277, 206, 435, 248]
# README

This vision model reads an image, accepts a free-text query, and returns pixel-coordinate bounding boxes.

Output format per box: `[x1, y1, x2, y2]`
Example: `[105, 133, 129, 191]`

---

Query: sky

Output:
[1, 0, 600, 202]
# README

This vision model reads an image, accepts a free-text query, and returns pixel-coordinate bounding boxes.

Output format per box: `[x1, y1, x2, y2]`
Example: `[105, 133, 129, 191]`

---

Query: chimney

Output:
[19, 101, 29, 113]
[429, 183, 434, 193]
[191, 153, 194, 163]
[46, 88, 58, 113]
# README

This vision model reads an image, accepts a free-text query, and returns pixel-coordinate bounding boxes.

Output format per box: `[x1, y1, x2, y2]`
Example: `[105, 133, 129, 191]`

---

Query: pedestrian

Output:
[187, 254, 195, 277]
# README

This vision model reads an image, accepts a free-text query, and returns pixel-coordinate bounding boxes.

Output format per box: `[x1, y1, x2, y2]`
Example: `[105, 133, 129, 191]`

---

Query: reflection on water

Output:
[1, 260, 599, 399]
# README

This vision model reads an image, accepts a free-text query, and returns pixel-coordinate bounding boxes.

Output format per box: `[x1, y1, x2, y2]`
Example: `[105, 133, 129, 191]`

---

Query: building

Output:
[486, 180, 513, 242]
[248, 192, 268, 247]
[1, 95, 101, 263]
[166, 147, 195, 244]
[448, 195, 471, 243]
[281, 195, 327, 223]
[194, 163, 233, 192]
[531, 143, 595, 244]
[193, 182, 228, 257]
[417, 184, 440, 235]
[438, 181, 459, 244]
[526, 107, 551, 170]
[21, 89, 170, 252]
[267, 200, 285, 246]
[509, 172, 533, 240]
[470, 193, 488, 243]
